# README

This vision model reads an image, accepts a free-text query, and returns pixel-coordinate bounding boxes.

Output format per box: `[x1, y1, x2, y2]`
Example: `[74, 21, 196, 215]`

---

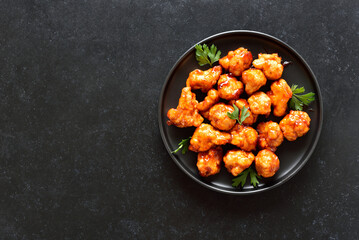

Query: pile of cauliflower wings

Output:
[167, 47, 311, 181]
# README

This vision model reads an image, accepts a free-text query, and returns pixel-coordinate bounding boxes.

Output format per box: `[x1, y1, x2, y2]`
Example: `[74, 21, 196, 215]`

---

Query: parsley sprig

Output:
[227, 104, 250, 125]
[195, 44, 221, 67]
[232, 167, 261, 188]
[289, 85, 315, 111]
[172, 137, 191, 154]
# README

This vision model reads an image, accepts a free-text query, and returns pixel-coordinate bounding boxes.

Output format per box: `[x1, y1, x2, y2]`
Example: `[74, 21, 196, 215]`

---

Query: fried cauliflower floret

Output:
[255, 149, 280, 178]
[279, 110, 311, 141]
[223, 149, 255, 176]
[229, 99, 258, 125]
[197, 146, 223, 177]
[167, 87, 203, 128]
[257, 121, 284, 152]
[208, 103, 236, 131]
[197, 89, 220, 111]
[189, 123, 231, 152]
[252, 53, 283, 80]
[230, 124, 258, 152]
[219, 47, 252, 76]
[200, 109, 210, 120]
[241, 69, 267, 95]
[217, 74, 244, 100]
[267, 79, 292, 117]
[247, 91, 271, 115]
[186, 66, 222, 92]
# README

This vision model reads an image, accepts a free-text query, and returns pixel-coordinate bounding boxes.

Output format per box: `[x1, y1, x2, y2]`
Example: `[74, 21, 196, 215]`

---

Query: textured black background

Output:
[0, 0, 358, 239]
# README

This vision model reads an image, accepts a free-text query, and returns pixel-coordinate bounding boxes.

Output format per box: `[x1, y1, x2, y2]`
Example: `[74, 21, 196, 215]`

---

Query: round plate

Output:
[158, 30, 323, 195]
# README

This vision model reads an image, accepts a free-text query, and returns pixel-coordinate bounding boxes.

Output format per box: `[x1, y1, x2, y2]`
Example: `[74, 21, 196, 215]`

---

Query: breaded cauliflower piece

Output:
[186, 66, 222, 92]
[189, 123, 231, 152]
[200, 109, 210, 120]
[230, 124, 258, 152]
[197, 89, 220, 112]
[197, 146, 223, 177]
[247, 91, 271, 115]
[255, 149, 280, 178]
[252, 53, 283, 80]
[208, 103, 236, 131]
[223, 149, 255, 176]
[267, 79, 292, 117]
[241, 68, 267, 95]
[257, 121, 284, 152]
[279, 110, 311, 141]
[219, 47, 252, 76]
[167, 87, 203, 128]
[217, 74, 244, 100]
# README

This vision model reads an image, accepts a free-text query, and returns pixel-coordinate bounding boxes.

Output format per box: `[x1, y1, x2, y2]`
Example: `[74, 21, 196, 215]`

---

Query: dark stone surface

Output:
[0, 0, 358, 239]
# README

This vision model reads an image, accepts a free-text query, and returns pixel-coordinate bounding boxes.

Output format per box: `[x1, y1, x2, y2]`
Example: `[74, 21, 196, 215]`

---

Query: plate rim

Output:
[158, 30, 323, 195]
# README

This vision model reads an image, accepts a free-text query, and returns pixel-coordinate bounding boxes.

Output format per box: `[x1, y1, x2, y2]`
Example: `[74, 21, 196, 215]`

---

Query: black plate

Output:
[158, 30, 323, 195]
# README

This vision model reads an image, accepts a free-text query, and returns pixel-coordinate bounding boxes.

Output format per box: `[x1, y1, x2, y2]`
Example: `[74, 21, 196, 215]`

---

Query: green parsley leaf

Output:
[227, 104, 250, 125]
[249, 167, 261, 187]
[195, 44, 221, 67]
[172, 137, 191, 154]
[227, 104, 239, 121]
[232, 168, 249, 187]
[232, 167, 261, 188]
[289, 95, 303, 110]
[240, 106, 250, 125]
[291, 85, 305, 94]
[208, 44, 221, 64]
[296, 92, 315, 105]
[195, 44, 210, 66]
[289, 84, 316, 111]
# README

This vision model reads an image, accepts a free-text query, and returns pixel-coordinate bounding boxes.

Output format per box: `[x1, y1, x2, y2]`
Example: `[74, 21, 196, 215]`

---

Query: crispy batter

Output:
[255, 149, 279, 178]
[167, 87, 203, 128]
[197, 146, 223, 177]
[200, 109, 210, 120]
[189, 123, 231, 152]
[230, 124, 258, 152]
[223, 149, 255, 176]
[247, 91, 271, 115]
[242, 69, 267, 95]
[208, 103, 236, 131]
[267, 79, 292, 117]
[257, 121, 284, 152]
[229, 99, 258, 125]
[186, 66, 222, 92]
[217, 74, 244, 100]
[197, 89, 220, 112]
[279, 110, 311, 141]
[219, 47, 252, 76]
[252, 53, 283, 80]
